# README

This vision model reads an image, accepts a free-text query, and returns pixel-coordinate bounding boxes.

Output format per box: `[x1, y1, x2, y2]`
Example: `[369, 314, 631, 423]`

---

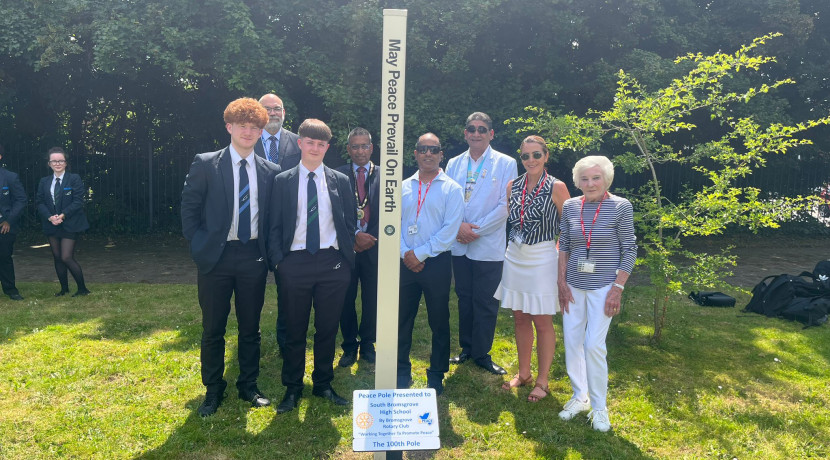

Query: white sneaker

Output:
[588, 409, 611, 432]
[558, 398, 591, 421]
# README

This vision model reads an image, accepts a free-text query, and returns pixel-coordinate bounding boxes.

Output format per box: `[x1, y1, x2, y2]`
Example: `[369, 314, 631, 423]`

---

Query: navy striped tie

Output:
[306, 172, 319, 254]
[238, 159, 250, 243]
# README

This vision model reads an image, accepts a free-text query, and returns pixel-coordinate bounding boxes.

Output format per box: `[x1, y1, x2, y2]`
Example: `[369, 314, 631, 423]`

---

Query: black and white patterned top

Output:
[559, 193, 637, 290]
[507, 173, 560, 246]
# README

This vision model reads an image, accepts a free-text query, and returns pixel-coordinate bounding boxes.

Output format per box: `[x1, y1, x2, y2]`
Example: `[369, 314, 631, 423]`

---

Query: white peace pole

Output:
[374, 9, 407, 460]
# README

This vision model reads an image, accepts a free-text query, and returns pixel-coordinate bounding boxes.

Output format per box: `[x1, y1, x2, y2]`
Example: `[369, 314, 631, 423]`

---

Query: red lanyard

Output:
[580, 192, 607, 257]
[519, 172, 547, 230]
[416, 178, 434, 221]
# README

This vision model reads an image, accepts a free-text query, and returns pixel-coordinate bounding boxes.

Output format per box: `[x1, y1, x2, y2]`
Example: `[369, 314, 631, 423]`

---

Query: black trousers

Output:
[0, 233, 18, 296]
[452, 255, 503, 362]
[278, 248, 351, 394]
[274, 272, 286, 351]
[197, 240, 267, 395]
[397, 251, 451, 385]
[339, 245, 378, 352]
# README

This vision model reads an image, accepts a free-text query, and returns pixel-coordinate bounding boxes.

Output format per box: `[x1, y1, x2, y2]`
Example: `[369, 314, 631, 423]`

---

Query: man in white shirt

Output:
[445, 112, 518, 375]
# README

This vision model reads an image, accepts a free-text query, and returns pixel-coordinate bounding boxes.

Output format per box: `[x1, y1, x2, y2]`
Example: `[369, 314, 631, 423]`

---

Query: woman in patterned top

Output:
[494, 136, 570, 402]
[556, 155, 636, 432]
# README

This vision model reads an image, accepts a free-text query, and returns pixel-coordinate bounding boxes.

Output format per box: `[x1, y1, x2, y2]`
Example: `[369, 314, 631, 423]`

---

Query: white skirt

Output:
[494, 240, 559, 315]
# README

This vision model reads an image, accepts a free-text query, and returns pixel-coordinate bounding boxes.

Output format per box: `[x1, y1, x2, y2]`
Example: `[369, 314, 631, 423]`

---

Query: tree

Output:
[511, 33, 830, 342]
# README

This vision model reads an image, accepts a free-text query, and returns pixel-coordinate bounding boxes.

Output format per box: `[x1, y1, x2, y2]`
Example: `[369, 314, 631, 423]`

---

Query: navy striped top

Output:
[507, 174, 560, 245]
[559, 193, 637, 290]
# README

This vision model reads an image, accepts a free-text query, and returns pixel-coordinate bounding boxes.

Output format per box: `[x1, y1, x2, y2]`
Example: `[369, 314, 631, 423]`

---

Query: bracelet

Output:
[612, 282, 625, 290]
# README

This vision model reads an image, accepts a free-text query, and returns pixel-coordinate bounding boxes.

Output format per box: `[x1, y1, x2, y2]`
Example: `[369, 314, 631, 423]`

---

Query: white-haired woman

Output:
[494, 136, 570, 402]
[557, 155, 636, 432]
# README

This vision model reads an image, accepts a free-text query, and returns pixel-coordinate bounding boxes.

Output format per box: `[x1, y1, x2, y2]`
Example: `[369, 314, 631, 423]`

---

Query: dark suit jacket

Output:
[36, 172, 90, 234]
[254, 128, 301, 170]
[268, 164, 357, 269]
[335, 162, 380, 239]
[181, 147, 281, 274]
[0, 167, 26, 234]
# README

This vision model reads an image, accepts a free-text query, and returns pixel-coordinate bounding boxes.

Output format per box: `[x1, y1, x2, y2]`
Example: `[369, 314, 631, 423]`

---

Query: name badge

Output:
[577, 257, 596, 273]
[407, 224, 419, 235]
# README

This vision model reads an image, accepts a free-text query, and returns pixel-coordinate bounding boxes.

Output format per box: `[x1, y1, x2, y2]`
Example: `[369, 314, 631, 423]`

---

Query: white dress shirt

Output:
[445, 146, 518, 261]
[227, 146, 259, 241]
[290, 163, 338, 251]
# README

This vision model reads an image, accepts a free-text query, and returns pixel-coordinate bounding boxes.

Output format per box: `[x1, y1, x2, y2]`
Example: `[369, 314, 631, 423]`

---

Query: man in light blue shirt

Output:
[445, 112, 518, 375]
[397, 133, 464, 396]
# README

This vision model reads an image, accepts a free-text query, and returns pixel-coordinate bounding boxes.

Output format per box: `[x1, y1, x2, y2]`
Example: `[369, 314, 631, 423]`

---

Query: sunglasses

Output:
[520, 152, 544, 161]
[416, 145, 442, 155]
[465, 125, 490, 134]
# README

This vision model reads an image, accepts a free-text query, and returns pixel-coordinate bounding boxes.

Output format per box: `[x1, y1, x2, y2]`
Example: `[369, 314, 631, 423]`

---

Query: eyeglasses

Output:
[348, 144, 371, 151]
[263, 106, 283, 113]
[416, 145, 442, 155]
[465, 125, 490, 134]
[520, 152, 544, 161]
[49, 160, 66, 165]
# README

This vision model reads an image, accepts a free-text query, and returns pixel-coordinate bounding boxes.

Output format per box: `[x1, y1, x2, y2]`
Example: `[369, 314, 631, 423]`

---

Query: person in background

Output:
[337, 127, 380, 367]
[445, 111, 517, 376]
[494, 136, 570, 402]
[557, 155, 636, 432]
[36, 147, 91, 298]
[256, 92, 301, 355]
[0, 144, 27, 301]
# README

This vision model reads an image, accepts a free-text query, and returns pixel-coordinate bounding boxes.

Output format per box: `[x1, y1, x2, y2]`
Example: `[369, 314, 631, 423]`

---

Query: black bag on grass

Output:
[743, 272, 830, 327]
[688, 291, 736, 307]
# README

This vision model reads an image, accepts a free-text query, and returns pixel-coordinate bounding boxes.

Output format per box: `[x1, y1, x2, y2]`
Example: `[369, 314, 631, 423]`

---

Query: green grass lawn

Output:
[0, 282, 827, 459]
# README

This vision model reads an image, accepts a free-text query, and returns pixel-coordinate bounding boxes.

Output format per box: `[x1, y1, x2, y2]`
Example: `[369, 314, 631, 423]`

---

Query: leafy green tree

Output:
[511, 34, 830, 342]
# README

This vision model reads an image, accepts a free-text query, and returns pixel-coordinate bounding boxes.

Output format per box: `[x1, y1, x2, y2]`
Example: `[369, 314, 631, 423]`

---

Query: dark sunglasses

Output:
[416, 145, 442, 155]
[520, 152, 544, 161]
[465, 125, 490, 134]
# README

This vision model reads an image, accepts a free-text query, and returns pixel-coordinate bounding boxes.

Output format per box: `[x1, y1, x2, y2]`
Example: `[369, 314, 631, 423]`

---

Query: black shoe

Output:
[239, 388, 271, 408]
[55, 290, 69, 297]
[72, 289, 91, 297]
[276, 391, 302, 414]
[360, 345, 376, 364]
[312, 387, 349, 406]
[198, 393, 224, 417]
[427, 377, 444, 396]
[476, 358, 507, 375]
[338, 349, 357, 368]
[449, 353, 470, 365]
[8, 293, 23, 301]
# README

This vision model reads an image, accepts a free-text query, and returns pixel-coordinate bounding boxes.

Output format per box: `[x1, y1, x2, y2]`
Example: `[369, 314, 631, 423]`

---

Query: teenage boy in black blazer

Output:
[181, 98, 281, 417]
[268, 118, 357, 413]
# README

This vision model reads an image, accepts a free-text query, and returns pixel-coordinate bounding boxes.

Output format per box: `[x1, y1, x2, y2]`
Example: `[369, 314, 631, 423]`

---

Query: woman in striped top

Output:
[556, 155, 636, 432]
[493, 136, 570, 402]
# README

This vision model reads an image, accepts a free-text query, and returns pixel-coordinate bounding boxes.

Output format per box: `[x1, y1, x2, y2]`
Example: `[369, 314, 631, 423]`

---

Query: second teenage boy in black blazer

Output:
[268, 119, 357, 414]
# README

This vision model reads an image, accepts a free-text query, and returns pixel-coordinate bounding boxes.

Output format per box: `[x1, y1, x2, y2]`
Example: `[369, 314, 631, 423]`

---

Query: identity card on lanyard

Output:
[408, 178, 434, 235]
[577, 192, 607, 273]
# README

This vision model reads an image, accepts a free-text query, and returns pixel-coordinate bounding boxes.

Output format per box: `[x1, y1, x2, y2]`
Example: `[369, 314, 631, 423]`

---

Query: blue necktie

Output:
[268, 136, 278, 163]
[53, 177, 62, 213]
[238, 159, 251, 243]
[306, 171, 319, 254]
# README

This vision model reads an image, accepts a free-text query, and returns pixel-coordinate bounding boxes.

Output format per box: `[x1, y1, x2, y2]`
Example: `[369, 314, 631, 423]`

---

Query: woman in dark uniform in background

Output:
[36, 147, 91, 296]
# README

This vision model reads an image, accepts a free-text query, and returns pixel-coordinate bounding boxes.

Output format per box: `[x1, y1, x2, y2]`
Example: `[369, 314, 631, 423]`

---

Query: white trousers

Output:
[562, 283, 612, 410]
